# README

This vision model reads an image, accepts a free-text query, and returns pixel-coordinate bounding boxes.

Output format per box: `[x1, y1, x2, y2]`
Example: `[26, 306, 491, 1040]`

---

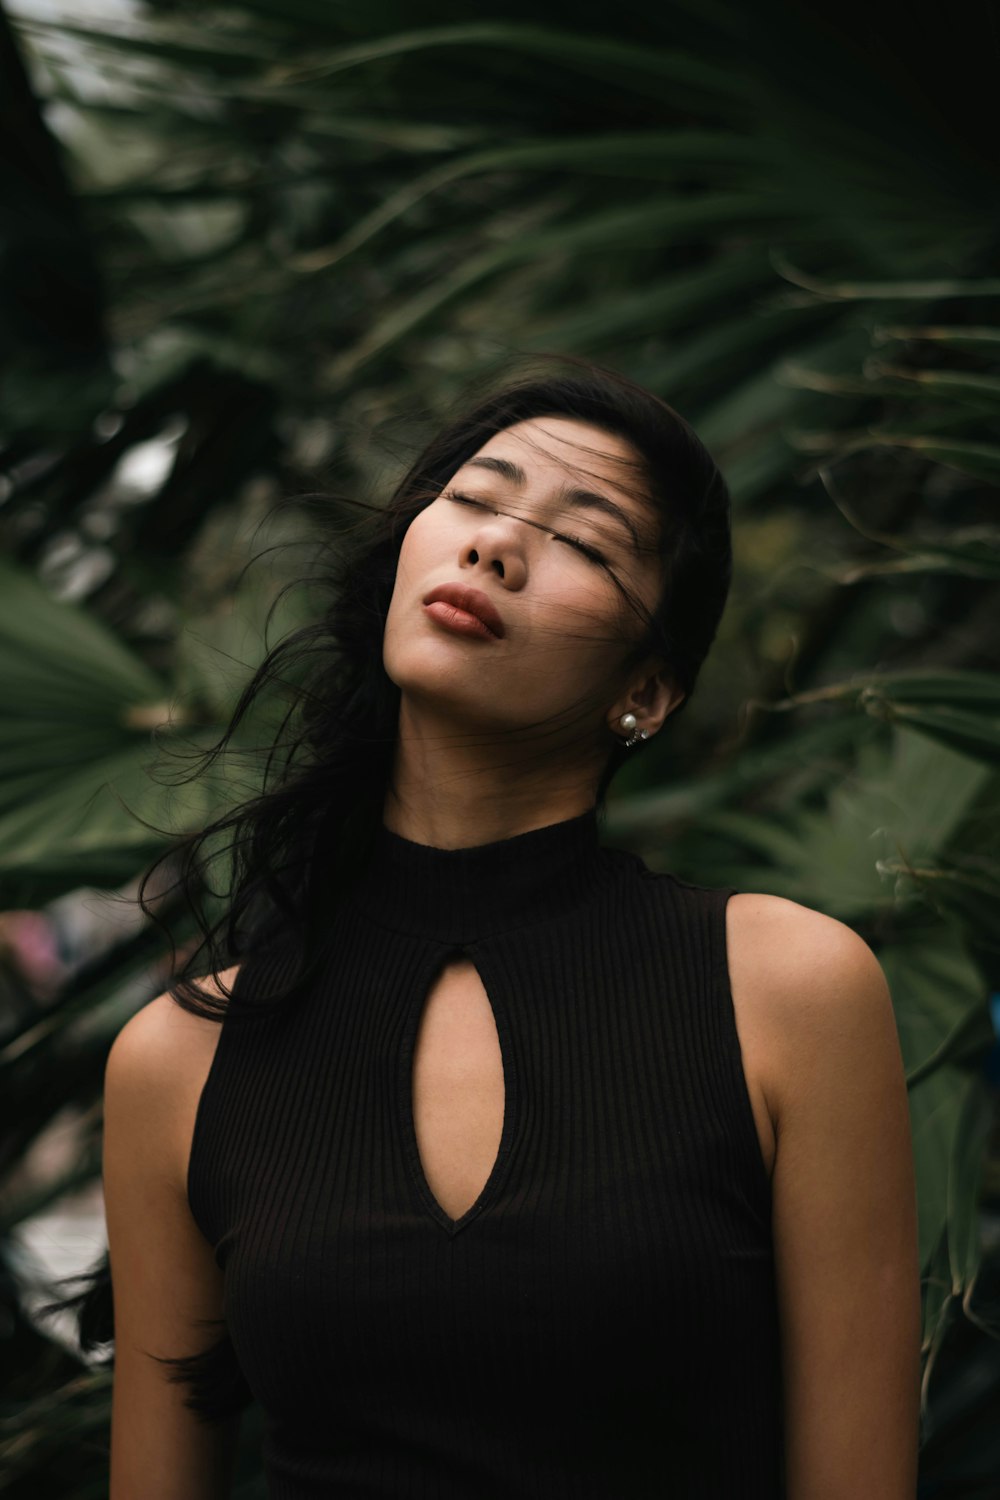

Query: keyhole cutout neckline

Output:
[345, 803, 613, 943]
[345, 805, 612, 1236]
[403, 947, 511, 1235]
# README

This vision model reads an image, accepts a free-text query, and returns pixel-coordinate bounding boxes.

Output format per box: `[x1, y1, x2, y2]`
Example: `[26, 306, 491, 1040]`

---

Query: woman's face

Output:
[383, 415, 668, 751]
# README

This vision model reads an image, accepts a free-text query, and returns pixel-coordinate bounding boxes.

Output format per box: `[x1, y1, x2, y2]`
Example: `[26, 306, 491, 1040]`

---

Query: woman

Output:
[77, 358, 920, 1496]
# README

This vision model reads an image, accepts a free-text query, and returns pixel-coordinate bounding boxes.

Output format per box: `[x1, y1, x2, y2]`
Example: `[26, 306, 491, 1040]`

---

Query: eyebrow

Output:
[462, 455, 645, 552]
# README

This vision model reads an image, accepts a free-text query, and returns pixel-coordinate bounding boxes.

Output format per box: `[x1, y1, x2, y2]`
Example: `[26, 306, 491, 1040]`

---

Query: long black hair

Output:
[37, 352, 733, 1422]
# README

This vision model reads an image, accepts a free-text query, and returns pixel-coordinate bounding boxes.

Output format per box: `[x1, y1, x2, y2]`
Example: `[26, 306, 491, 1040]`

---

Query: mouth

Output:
[422, 584, 506, 640]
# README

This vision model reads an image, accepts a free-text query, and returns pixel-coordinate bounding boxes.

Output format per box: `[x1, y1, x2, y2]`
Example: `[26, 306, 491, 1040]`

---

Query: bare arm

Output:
[728, 895, 922, 1500]
[104, 968, 242, 1500]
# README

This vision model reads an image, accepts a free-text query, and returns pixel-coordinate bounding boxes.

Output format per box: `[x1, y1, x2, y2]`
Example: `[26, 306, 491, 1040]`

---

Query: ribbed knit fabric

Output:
[187, 806, 784, 1497]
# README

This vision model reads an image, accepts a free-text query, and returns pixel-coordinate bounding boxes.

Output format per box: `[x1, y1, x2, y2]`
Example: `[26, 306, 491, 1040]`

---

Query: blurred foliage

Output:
[1, 0, 999, 1494]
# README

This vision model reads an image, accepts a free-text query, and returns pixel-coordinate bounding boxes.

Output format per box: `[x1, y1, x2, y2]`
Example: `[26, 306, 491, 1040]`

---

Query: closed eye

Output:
[445, 492, 608, 566]
[447, 492, 492, 512]
[557, 534, 607, 565]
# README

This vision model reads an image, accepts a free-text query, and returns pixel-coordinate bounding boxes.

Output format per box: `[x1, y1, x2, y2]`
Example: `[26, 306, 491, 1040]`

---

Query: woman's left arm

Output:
[733, 895, 923, 1500]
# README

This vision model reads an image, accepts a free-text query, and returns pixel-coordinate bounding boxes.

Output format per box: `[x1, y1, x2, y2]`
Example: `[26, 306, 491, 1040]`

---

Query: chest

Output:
[408, 941, 775, 1232]
[410, 957, 506, 1224]
[192, 897, 775, 1257]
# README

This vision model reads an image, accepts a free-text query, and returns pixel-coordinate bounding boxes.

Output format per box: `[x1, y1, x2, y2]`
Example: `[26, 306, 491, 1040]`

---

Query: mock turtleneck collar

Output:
[345, 804, 614, 942]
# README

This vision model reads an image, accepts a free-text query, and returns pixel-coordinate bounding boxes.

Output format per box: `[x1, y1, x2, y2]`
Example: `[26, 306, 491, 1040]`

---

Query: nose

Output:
[463, 509, 528, 588]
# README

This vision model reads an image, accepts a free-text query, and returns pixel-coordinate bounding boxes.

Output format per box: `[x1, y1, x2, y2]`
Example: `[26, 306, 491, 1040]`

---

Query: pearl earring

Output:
[618, 711, 649, 748]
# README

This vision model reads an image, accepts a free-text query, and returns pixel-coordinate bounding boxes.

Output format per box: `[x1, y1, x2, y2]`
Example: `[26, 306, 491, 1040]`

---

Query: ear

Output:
[605, 663, 685, 741]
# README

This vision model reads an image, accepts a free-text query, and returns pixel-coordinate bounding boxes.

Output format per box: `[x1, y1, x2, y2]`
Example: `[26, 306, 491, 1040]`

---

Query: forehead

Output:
[466, 417, 645, 497]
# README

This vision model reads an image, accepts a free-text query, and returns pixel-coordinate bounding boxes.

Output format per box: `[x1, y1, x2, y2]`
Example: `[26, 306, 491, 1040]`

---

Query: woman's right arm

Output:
[103, 970, 242, 1500]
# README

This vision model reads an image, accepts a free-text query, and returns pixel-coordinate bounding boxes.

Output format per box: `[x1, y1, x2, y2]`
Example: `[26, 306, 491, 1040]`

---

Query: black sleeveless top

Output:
[188, 806, 784, 1497]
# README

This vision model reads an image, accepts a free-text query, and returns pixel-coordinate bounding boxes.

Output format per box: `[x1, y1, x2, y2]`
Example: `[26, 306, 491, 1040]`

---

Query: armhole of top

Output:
[185, 973, 239, 1250]
[185, 966, 254, 1248]
[712, 886, 774, 1218]
[185, 942, 298, 1248]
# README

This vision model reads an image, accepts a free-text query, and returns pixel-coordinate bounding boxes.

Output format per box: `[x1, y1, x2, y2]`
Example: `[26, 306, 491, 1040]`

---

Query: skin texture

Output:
[104, 414, 922, 1497]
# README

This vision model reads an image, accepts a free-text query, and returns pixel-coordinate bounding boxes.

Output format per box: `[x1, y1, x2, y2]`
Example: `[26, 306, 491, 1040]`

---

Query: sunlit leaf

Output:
[771, 255, 1000, 302]
[772, 668, 1000, 713]
[872, 324, 1000, 350]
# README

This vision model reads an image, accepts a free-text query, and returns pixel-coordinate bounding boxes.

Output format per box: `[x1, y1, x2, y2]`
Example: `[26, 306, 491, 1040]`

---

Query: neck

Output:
[384, 697, 604, 851]
[348, 801, 611, 941]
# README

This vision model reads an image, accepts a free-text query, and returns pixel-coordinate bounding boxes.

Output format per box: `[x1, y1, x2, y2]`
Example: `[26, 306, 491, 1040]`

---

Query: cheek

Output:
[392, 510, 444, 582]
[382, 542, 416, 657]
[387, 522, 430, 606]
[382, 518, 449, 672]
[540, 560, 629, 642]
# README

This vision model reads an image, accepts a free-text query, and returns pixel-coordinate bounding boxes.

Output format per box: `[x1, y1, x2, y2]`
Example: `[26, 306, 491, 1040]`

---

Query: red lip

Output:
[423, 583, 506, 639]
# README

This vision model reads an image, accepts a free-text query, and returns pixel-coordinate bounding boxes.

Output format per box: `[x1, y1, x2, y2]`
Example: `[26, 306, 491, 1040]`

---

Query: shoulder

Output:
[106, 965, 242, 1089]
[723, 893, 894, 1124]
[105, 966, 241, 1188]
[724, 891, 887, 996]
